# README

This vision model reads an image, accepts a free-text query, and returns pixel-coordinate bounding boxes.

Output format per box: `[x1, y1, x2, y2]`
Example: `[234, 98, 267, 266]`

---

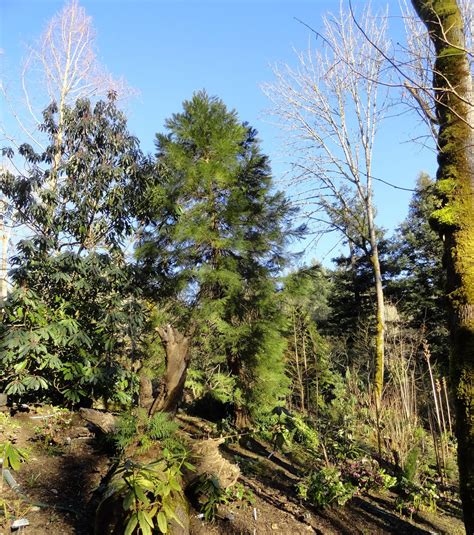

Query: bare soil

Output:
[0, 407, 465, 535]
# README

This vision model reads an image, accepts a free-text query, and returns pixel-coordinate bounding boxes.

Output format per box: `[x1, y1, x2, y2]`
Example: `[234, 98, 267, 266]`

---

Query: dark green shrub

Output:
[297, 466, 356, 508]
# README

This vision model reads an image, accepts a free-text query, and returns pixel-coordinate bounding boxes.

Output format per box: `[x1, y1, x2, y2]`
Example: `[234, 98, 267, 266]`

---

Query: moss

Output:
[431, 206, 457, 228]
[412, 1, 474, 531]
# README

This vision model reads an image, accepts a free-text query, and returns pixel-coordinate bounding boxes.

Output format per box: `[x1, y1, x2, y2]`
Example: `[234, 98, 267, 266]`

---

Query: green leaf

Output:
[14, 360, 28, 372]
[157, 511, 168, 534]
[142, 510, 154, 528]
[169, 478, 181, 492]
[137, 511, 152, 535]
[134, 484, 150, 507]
[123, 490, 134, 511]
[124, 514, 138, 535]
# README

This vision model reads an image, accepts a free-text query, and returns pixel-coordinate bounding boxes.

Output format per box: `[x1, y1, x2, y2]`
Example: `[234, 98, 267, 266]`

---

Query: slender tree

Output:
[264, 4, 390, 410]
[409, 1, 474, 531]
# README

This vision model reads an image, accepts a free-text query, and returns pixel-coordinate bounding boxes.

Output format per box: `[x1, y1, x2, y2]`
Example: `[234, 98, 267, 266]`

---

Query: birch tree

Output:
[0, 0, 133, 302]
[264, 3, 390, 410]
[1, 0, 131, 153]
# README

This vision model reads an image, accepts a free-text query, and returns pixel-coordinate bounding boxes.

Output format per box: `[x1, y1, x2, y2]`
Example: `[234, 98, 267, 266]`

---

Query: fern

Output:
[113, 413, 138, 450]
[146, 412, 178, 441]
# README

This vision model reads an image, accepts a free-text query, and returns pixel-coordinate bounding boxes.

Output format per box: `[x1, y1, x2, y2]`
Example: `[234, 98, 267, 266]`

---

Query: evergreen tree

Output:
[0, 94, 145, 404]
[388, 173, 448, 362]
[281, 265, 332, 415]
[138, 91, 301, 421]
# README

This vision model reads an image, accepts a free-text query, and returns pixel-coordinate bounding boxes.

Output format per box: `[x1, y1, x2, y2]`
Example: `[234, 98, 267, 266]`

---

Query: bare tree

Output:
[264, 3, 391, 413]
[1, 0, 132, 153]
[0, 0, 134, 301]
[372, 0, 473, 145]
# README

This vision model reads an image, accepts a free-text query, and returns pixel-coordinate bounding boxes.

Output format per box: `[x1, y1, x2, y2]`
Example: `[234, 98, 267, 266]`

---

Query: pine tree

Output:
[138, 91, 300, 420]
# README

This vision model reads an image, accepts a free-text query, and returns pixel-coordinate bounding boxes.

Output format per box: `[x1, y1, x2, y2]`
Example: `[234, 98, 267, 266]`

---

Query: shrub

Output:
[297, 466, 356, 508]
[107, 449, 194, 535]
[396, 478, 439, 518]
[111, 411, 179, 453]
[187, 475, 255, 522]
[343, 458, 397, 493]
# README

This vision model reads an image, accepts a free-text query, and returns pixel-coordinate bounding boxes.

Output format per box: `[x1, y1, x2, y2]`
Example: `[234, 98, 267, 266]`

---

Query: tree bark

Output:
[411, 1, 474, 532]
[234, 405, 251, 429]
[370, 238, 385, 410]
[149, 325, 192, 416]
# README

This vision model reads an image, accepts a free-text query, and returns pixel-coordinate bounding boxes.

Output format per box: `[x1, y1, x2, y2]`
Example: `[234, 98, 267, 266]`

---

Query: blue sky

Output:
[0, 0, 437, 265]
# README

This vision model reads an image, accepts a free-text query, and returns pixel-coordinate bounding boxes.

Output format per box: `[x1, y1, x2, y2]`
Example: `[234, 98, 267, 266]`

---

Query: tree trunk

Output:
[234, 405, 251, 429]
[227, 353, 252, 428]
[149, 325, 191, 416]
[411, 2, 474, 532]
[370, 243, 385, 409]
[367, 201, 385, 411]
[0, 226, 8, 303]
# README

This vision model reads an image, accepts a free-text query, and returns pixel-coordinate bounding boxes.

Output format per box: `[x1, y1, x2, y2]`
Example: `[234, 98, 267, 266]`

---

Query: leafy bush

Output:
[297, 466, 356, 508]
[343, 458, 396, 493]
[396, 478, 439, 518]
[107, 449, 194, 535]
[257, 410, 319, 454]
[1, 280, 140, 406]
[188, 475, 223, 522]
[291, 414, 319, 451]
[187, 475, 255, 522]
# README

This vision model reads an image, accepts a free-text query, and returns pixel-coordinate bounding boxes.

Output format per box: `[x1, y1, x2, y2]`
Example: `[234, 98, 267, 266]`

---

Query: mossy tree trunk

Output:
[411, 1, 474, 532]
[367, 202, 385, 412]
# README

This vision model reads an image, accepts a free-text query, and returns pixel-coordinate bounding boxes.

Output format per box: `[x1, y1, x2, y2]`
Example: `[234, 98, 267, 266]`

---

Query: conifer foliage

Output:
[138, 91, 299, 421]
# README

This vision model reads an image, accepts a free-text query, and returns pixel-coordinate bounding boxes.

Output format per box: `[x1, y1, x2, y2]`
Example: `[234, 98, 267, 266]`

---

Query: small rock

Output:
[271, 524, 279, 530]
[11, 518, 29, 530]
[31, 506, 41, 512]
[51, 488, 58, 494]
